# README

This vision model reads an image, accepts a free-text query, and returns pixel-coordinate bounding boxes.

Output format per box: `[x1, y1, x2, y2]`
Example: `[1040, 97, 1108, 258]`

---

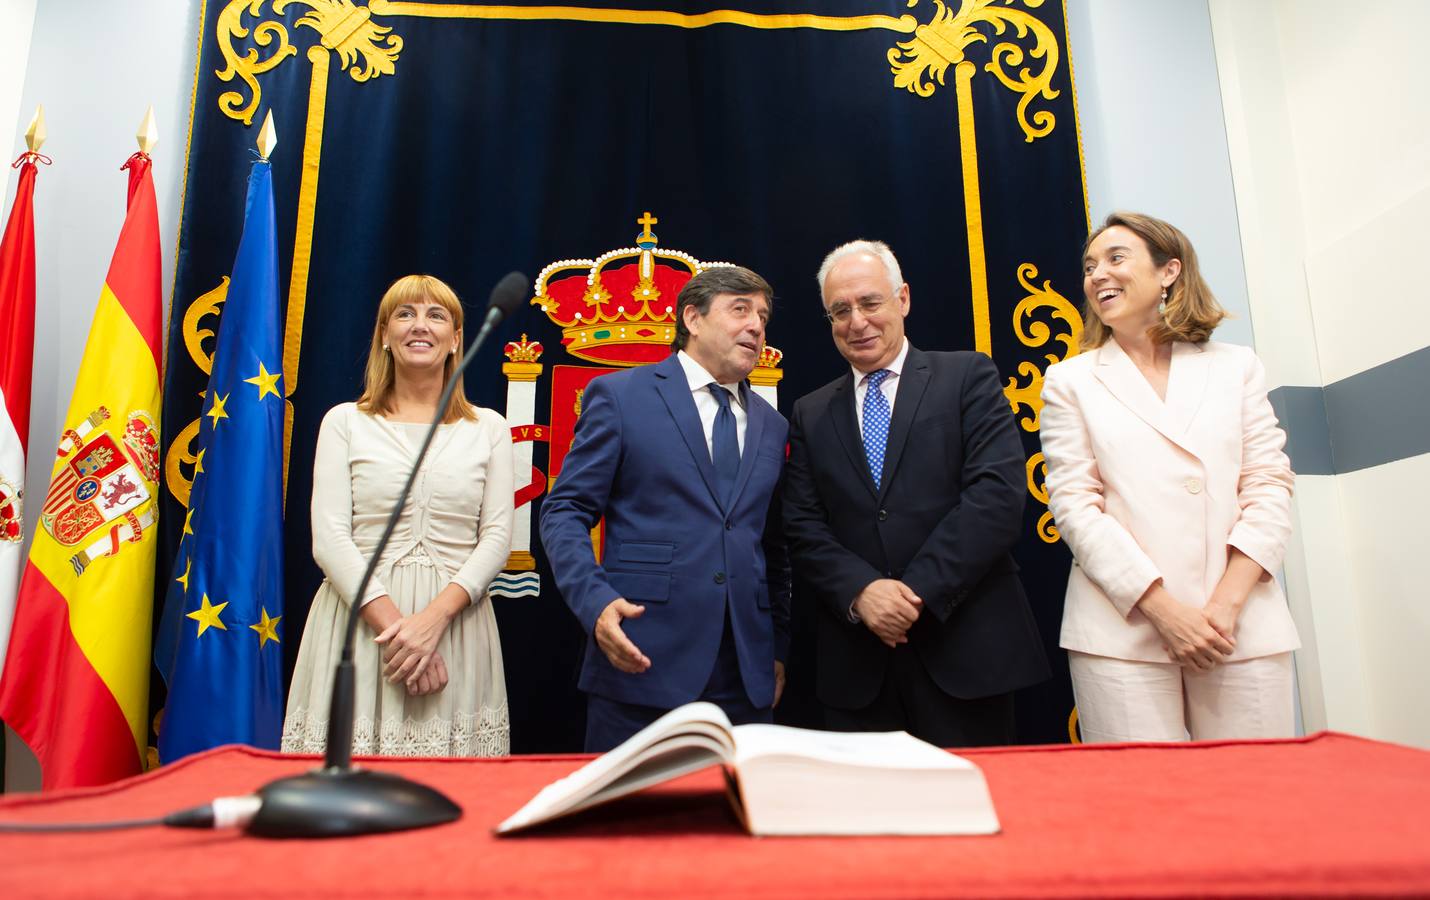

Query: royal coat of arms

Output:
[0, 477, 20, 544]
[40, 407, 160, 575]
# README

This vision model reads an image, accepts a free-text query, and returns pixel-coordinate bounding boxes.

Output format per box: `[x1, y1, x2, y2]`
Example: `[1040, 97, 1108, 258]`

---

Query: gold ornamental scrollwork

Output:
[182, 276, 229, 377]
[889, 0, 1060, 143]
[284, 0, 402, 81]
[214, 0, 402, 125]
[1025, 452, 1058, 544]
[216, 0, 299, 125]
[165, 278, 229, 509]
[1003, 262, 1080, 433]
[1004, 263, 1080, 545]
[164, 420, 205, 509]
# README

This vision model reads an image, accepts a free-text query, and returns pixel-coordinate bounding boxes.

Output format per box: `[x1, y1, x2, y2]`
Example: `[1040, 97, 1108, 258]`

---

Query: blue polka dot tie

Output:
[862, 369, 892, 489]
[708, 383, 739, 505]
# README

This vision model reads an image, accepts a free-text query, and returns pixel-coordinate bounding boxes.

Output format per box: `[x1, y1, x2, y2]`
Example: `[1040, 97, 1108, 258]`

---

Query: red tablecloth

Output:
[2, 731, 1428, 898]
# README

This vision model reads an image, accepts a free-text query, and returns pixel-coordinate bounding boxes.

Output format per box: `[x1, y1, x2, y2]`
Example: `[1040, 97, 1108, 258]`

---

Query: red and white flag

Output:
[0, 152, 41, 673]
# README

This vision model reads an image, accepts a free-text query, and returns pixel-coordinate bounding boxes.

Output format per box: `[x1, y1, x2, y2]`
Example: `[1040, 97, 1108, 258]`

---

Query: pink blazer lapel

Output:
[1162, 341, 1211, 446]
[1091, 340, 1207, 460]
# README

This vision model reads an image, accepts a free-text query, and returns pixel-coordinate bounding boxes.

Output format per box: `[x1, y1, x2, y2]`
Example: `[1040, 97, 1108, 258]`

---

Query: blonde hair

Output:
[1079, 211, 1227, 350]
[356, 274, 478, 423]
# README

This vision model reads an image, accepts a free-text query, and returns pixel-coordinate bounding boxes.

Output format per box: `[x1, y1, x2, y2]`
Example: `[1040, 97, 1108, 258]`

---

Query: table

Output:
[2, 731, 1428, 897]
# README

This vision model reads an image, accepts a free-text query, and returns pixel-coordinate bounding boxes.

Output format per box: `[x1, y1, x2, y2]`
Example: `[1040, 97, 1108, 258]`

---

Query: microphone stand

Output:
[246, 275, 527, 838]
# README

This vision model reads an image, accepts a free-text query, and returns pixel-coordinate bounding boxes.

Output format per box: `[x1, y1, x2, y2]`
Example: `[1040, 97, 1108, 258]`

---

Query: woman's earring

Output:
[383, 344, 390, 352]
[1157, 288, 1168, 316]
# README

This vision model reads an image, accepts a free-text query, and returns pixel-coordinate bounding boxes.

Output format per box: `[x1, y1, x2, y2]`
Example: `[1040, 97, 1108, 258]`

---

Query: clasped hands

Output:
[371, 584, 469, 696]
[1137, 582, 1241, 671]
[594, 597, 786, 705]
[852, 579, 923, 648]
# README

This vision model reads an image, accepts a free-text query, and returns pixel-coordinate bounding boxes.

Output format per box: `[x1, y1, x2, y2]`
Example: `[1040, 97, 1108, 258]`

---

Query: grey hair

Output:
[816, 239, 904, 303]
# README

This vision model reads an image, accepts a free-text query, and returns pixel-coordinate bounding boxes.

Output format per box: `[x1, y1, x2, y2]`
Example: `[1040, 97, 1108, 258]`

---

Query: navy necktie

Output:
[862, 369, 892, 488]
[708, 383, 739, 504]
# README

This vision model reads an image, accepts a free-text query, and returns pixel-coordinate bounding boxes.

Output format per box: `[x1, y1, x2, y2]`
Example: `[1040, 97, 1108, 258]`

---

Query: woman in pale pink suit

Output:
[1041, 212, 1299, 742]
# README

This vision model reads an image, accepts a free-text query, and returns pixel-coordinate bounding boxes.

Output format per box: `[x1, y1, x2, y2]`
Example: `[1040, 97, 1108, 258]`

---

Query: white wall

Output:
[0, 0, 37, 151]
[1211, 0, 1430, 748]
[1066, 0, 1255, 347]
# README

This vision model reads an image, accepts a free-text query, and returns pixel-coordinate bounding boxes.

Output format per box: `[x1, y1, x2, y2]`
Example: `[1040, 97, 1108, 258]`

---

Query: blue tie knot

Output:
[866, 369, 891, 389]
[707, 383, 732, 408]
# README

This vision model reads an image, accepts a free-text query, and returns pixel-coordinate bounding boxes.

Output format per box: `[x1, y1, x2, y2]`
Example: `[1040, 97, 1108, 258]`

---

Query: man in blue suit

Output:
[541, 266, 791, 751]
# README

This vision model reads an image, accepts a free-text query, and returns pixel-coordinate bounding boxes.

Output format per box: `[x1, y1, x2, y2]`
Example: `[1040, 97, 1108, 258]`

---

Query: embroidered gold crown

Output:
[530, 212, 782, 372]
[503, 334, 544, 363]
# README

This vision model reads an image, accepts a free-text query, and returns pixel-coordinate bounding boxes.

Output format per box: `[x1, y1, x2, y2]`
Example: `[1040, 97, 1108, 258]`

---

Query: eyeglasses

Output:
[823, 295, 889, 324]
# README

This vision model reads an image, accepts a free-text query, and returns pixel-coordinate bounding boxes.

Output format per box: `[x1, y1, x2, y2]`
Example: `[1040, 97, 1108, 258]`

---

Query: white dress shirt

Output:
[851, 337, 909, 431]
[677, 350, 747, 457]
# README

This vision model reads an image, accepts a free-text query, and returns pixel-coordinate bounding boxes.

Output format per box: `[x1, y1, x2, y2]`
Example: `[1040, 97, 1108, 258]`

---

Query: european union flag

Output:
[156, 158, 284, 761]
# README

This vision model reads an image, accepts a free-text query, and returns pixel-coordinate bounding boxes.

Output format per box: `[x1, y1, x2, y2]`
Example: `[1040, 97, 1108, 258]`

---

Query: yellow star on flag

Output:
[243, 361, 282, 401]
[182, 508, 195, 537]
[194, 447, 206, 475]
[176, 558, 192, 593]
[206, 391, 230, 428]
[186, 593, 229, 637]
[249, 607, 282, 648]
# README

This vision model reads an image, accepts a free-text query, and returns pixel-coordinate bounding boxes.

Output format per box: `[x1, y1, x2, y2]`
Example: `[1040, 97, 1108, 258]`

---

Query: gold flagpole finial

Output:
[25, 105, 46, 153]
[256, 109, 277, 160]
[136, 106, 159, 155]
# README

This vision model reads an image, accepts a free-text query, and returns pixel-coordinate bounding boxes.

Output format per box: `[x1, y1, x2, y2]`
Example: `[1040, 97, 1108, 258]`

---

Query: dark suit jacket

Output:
[784, 345, 1048, 710]
[540, 353, 791, 710]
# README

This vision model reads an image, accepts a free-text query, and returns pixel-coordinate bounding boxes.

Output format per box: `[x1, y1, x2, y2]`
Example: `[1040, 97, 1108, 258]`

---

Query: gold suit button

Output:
[1185, 478, 1203, 494]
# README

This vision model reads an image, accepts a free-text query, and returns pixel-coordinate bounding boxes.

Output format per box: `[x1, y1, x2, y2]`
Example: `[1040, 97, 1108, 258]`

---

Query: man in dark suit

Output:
[784, 240, 1048, 747]
[541, 266, 790, 752]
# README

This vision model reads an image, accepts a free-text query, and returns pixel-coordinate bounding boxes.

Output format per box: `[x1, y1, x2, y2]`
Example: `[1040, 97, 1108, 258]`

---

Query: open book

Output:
[496, 701, 1001, 836]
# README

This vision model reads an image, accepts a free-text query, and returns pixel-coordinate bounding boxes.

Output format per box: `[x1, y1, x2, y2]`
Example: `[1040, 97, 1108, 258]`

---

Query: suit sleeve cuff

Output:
[1227, 532, 1283, 580]
[1107, 565, 1160, 619]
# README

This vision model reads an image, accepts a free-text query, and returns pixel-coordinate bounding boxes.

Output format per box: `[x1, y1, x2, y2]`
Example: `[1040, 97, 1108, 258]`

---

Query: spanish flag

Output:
[0, 153, 162, 788]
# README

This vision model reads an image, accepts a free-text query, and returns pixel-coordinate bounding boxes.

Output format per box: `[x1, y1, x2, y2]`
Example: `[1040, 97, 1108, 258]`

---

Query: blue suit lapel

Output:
[653, 354, 723, 508]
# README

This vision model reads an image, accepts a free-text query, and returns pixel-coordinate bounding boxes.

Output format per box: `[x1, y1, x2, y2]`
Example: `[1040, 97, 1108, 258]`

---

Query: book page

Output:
[728, 725, 1000, 836]
[496, 702, 736, 833]
[730, 723, 975, 770]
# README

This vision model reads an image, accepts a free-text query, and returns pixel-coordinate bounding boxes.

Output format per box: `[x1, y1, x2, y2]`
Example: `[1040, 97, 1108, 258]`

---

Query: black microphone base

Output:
[247, 767, 462, 838]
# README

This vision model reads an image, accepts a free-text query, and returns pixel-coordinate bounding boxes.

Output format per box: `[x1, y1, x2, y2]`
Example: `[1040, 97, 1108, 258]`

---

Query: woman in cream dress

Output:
[282, 274, 514, 756]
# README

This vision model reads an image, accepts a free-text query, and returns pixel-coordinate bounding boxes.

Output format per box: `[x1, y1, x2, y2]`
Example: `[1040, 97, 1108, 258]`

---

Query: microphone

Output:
[474, 270, 531, 341]
[244, 271, 531, 838]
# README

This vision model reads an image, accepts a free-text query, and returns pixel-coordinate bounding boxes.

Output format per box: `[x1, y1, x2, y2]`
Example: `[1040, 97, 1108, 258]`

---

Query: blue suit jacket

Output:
[540, 353, 791, 709]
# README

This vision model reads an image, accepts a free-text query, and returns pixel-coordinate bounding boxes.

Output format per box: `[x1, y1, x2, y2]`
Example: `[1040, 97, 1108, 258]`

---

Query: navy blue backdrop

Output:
[160, 0, 1089, 752]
